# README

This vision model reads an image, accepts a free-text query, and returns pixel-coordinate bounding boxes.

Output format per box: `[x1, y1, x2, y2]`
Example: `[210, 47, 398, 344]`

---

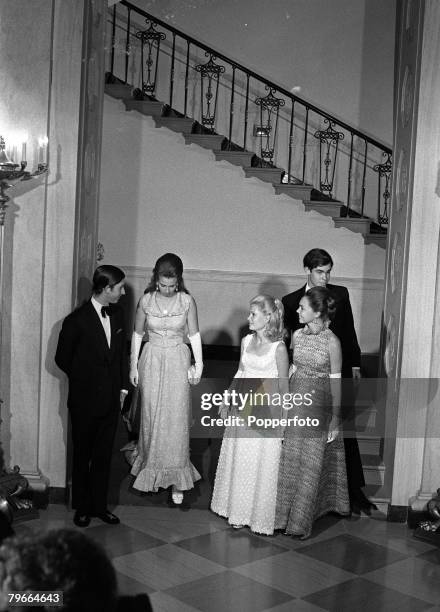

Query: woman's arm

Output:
[187, 296, 203, 384]
[133, 297, 147, 334]
[218, 337, 246, 417]
[275, 342, 289, 396]
[328, 332, 342, 443]
[186, 295, 199, 336]
[129, 297, 147, 386]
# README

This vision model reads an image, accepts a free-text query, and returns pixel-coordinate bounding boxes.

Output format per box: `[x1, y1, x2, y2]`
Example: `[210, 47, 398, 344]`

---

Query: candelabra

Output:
[0, 134, 48, 523]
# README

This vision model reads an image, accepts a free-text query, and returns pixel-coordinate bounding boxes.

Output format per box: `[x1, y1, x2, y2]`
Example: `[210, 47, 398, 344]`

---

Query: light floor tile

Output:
[296, 533, 408, 574]
[112, 543, 225, 590]
[234, 549, 355, 597]
[304, 577, 432, 612]
[265, 599, 326, 612]
[175, 528, 288, 568]
[164, 570, 294, 612]
[113, 505, 227, 542]
[364, 557, 440, 606]
[148, 591, 200, 612]
[116, 570, 156, 596]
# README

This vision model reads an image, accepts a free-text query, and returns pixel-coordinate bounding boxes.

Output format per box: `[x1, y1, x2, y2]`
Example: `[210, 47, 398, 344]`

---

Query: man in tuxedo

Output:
[282, 248, 376, 514]
[55, 265, 129, 527]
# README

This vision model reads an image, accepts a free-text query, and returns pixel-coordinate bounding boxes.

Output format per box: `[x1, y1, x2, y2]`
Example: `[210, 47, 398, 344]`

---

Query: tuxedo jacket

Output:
[282, 283, 361, 377]
[55, 300, 129, 415]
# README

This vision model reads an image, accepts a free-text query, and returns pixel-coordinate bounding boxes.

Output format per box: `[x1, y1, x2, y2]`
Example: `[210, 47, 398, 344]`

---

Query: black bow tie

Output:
[101, 306, 111, 318]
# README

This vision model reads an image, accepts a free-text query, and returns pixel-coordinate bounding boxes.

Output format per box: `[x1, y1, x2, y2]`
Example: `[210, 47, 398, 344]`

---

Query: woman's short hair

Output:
[145, 253, 189, 294]
[92, 265, 125, 295]
[304, 286, 336, 322]
[303, 248, 333, 270]
[0, 529, 117, 612]
[250, 294, 285, 341]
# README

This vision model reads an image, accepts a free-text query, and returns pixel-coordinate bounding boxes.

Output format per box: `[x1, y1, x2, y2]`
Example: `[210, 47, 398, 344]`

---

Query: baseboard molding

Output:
[48, 487, 69, 506]
[387, 504, 409, 522]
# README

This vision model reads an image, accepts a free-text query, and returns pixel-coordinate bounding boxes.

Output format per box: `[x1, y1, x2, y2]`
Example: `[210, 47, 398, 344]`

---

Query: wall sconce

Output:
[0, 134, 48, 226]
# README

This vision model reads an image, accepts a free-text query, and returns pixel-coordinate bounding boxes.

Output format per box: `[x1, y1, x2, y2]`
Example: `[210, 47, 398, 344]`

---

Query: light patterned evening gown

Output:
[210, 334, 283, 535]
[131, 291, 201, 492]
[275, 327, 350, 538]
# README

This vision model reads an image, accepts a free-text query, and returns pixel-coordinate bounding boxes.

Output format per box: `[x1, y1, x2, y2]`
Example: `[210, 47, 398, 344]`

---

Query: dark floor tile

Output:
[296, 533, 407, 574]
[116, 571, 156, 596]
[418, 548, 440, 565]
[304, 577, 432, 612]
[175, 528, 287, 568]
[87, 523, 165, 557]
[165, 570, 294, 612]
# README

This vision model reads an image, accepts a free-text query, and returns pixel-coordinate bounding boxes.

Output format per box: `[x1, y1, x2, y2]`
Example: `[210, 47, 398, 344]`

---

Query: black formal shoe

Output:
[73, 511, 91, 527]
[95, 511, 120, 525]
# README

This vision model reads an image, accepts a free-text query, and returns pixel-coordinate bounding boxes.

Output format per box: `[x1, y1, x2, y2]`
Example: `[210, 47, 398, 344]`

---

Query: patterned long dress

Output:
[275, 327, 350, 538]
[131, 292, 201, 492]
[210, 334, 283, 535]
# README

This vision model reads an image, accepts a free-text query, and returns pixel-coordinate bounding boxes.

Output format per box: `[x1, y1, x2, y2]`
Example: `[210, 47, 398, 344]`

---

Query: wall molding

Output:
[123, 265, 384, 292]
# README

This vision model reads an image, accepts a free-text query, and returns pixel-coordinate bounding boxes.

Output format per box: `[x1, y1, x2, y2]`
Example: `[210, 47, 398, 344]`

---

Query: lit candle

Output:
[38, 136, 48, 165]
[20, 132, 28, 163]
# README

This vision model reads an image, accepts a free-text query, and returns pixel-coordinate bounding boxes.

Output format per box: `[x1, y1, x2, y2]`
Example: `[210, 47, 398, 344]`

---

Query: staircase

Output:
[106, 81, 387, 250]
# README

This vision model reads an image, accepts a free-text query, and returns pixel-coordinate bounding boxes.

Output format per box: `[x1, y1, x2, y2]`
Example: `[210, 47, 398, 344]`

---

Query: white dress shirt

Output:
[91, 296, 111, 348]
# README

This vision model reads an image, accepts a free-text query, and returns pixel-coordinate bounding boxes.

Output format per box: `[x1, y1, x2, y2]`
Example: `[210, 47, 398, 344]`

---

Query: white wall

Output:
[0, 0, 85, 488]
[131, 0, 395, 144]
[99, 95, 385, 352]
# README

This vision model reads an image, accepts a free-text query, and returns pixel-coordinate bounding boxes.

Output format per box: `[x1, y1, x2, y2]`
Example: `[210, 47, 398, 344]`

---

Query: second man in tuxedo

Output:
[282, 248, 376, 514]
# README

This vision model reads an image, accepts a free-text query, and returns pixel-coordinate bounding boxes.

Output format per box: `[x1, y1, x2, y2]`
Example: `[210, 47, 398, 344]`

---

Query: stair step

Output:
[153, 116, 195, 133]
[361, 454, 385, 486]
[333, 217, 372, 235]
[184, 134, 225, 149]
[303, 200, 343, 217]
[364, 233, 387, 248]
[274, 184, 314, 200]
[358, 435, 381, 456]
[105, 83, 133, 99]
[214, 150, 254, 167]
[244, 167, 284, 183]
[124, 99, 165, 116]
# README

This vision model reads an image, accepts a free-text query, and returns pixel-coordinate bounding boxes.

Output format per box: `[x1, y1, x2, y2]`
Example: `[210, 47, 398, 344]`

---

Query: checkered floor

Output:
[15, 504, 440, 611]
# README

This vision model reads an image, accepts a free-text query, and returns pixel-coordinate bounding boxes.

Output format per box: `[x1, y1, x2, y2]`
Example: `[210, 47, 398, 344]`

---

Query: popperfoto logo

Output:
[198, 388, 321, 431]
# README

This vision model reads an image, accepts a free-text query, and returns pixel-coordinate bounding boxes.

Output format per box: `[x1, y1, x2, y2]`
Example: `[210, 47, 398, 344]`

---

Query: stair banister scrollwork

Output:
[107, 1, 392, 231]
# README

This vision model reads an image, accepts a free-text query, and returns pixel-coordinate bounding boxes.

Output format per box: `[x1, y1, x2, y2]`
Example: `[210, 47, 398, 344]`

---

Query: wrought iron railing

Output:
[106, 1, 392, 227]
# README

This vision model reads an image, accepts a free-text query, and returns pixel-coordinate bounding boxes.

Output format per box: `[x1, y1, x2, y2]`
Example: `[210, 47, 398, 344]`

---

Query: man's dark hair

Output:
[303, 248, 333, 270]
[0, 529, 117, 612]
[92, 265, 125, 295]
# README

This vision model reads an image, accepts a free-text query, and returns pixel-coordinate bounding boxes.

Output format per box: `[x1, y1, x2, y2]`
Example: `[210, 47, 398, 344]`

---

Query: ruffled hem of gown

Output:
[210, 505, 275, 536]
[131, 459, 201, 492]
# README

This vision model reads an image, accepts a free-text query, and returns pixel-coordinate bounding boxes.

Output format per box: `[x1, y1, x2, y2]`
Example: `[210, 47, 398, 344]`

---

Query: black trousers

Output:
[70, 405, 119, 514]
[341, 378, 365, 496]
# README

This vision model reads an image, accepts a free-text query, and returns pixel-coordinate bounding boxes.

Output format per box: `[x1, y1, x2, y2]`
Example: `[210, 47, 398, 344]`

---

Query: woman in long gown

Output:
[129, 253, 203, 504]
[275, 286, 350, 538]
[211, 295, 289, 535]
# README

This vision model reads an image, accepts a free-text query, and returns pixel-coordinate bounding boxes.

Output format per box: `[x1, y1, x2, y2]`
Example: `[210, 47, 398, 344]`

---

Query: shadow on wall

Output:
[203, 277, 292, 347]
[45, 317, 71, 497]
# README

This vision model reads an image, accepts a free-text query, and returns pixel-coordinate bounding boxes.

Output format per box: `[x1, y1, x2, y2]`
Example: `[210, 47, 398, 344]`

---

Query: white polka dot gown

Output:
[210, 335, 282, 535]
